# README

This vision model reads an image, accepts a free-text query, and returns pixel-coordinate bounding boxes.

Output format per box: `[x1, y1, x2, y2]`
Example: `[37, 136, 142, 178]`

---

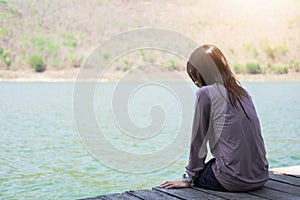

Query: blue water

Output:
[0, 82, 299, 199]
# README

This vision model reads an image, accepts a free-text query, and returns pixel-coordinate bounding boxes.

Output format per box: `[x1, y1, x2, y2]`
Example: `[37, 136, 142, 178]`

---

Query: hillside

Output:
[0, 0, 300, 80]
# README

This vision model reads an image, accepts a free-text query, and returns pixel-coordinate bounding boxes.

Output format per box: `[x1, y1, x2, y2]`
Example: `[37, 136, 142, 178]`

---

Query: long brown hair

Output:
[187, 44, 248, 106]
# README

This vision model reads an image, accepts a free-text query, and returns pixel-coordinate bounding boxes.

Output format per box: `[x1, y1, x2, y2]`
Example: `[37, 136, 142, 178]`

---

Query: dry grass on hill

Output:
[0, 0, 300, 80]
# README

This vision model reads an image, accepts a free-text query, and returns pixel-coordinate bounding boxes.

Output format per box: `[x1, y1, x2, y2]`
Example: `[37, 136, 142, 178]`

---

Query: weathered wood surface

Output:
[81, 167, 300, 200]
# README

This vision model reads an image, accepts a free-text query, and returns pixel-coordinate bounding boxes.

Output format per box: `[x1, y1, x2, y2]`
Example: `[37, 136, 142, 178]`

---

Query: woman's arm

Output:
[159, 88, 211, 189]
[185, 89, 211, 178]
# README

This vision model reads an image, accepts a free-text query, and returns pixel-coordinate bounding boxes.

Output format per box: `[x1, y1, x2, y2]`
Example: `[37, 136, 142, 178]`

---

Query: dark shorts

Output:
[193, 158, 227, 192]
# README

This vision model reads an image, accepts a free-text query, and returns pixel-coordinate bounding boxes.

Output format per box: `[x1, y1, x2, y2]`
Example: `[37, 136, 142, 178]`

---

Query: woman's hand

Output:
[159, 180, 191, 189]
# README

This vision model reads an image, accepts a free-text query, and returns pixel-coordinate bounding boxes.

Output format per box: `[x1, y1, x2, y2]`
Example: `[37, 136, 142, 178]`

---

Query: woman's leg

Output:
[193, 158, 227, 191]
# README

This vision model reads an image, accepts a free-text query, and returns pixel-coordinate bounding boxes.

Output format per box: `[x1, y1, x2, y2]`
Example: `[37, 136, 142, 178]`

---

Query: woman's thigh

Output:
[193, 158, 227, 192]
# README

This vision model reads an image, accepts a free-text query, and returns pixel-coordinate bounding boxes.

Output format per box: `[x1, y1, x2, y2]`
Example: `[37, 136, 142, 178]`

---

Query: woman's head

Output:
[187, 44, 247, 105]
[187, 61, 206, 87]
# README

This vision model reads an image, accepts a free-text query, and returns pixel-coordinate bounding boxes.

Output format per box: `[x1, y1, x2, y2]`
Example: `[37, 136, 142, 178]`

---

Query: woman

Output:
[159, 45, 269, 192]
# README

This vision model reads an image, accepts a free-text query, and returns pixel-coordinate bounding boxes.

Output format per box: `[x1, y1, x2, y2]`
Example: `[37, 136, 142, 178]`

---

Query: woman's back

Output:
[206, 85, 269, 191]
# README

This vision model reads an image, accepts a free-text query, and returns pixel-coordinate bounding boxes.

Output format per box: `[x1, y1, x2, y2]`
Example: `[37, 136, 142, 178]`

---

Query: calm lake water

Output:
[1, 82, 299, 199]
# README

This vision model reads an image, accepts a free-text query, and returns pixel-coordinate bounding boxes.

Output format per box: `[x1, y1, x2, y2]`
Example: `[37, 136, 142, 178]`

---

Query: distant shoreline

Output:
[0, 69, 299, 82]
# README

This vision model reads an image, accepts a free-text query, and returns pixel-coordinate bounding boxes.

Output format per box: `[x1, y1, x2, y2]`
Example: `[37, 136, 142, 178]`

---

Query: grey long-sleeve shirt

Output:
[185, 84, 269, 191]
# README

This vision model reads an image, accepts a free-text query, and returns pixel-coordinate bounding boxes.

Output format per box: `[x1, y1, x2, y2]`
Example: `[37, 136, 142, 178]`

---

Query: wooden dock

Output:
[81, 166, 300, 200]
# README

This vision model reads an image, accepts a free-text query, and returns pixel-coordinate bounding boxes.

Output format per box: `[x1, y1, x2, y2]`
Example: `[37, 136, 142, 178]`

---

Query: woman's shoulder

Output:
[196, 84, 227, 97]
[195, 86, 211, 107]
[195, 86, 217, 105]
[195, 85, 211, 97]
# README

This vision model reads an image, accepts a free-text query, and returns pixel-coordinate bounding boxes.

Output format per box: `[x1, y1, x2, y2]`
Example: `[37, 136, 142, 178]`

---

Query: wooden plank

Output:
[80, 196, 104, 200]
[127, 189, 181, 200]
[81, 166, 300, 200]
[269, 172, 300, 186]
[192, 187, 268, 200]
[96, 192, 141, 200]
[287, 174, 300, 178]
[264, 179, 300, 196]
[154, 187, 226, 200]
[247, 187, 300, 200]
